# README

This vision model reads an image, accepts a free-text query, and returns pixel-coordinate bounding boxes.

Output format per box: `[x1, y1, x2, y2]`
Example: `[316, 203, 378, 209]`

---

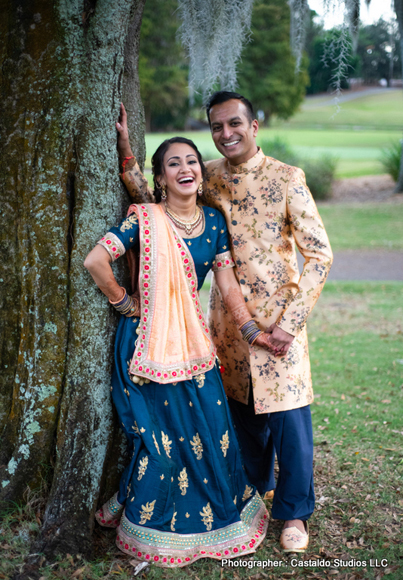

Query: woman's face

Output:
[159, 143, 202, 202]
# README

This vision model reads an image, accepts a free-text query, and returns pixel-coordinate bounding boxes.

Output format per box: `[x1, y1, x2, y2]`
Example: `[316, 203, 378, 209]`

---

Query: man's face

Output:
[209, 99, 259, 165]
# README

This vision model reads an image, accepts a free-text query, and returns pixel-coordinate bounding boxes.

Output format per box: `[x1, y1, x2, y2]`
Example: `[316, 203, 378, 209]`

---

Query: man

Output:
[116, 92, 333, 552]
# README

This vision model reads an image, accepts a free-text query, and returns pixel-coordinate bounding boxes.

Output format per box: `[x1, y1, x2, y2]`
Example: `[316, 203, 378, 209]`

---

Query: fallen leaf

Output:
[381, 399, 391, 404]
[72, 567, 86, 578]
[341, 394, 345, 400]
[362, 458, 369, 462]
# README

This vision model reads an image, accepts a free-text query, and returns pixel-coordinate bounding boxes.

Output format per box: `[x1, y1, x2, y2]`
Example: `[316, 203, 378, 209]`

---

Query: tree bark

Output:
[394, 0, 403, 192]
[0, 0, 146, 561]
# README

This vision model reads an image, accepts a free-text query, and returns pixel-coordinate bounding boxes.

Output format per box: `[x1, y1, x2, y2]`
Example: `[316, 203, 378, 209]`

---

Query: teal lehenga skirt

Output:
[95, 315, 268, 568]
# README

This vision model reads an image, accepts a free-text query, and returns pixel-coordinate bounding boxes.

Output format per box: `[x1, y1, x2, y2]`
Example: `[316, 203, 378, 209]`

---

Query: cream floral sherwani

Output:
[204, 148, 333, 414]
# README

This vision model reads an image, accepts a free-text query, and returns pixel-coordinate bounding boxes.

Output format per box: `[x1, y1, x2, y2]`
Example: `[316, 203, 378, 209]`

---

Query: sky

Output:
[307, 0, 396, 28]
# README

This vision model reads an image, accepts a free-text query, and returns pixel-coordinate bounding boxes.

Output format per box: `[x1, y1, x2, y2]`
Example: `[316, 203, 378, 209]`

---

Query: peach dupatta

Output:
[128, 204, 216, 384]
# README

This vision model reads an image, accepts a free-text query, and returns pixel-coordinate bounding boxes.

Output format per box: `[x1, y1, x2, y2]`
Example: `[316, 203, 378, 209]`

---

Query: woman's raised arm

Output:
[116, 103, 154, 203]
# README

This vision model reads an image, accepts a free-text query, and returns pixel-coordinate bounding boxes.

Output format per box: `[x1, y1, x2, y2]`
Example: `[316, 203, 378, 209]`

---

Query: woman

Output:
[84, 133, 272, 568]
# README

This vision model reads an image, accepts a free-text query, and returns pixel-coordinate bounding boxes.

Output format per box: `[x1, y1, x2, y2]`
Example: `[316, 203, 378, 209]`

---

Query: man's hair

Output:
[206, 91, 255, 125]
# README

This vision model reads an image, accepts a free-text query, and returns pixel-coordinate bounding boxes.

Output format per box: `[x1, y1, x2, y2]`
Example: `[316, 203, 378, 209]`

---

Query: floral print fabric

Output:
[204, 148, 333, 413]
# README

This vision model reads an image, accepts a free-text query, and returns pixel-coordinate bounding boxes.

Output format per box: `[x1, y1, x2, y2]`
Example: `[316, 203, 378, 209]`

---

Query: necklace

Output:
[164, 202, 204, 236]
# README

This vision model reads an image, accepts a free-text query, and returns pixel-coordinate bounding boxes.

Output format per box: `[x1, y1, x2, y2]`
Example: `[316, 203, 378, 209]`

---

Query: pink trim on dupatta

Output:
[128, 204, 216, 384]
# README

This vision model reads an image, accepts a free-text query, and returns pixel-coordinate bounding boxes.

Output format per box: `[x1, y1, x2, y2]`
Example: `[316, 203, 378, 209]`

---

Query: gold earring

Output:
[161, 184, 167, 200]
[198, 181, 203, 196]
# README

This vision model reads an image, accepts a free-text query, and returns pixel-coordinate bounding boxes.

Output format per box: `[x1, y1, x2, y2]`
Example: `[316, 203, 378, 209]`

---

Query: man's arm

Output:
[276, 166, 333, 337]
[116, 103, 154, 203]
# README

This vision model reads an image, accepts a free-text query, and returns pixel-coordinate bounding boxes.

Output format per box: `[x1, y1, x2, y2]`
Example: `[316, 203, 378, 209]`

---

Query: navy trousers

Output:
[229, 388, 315, 521]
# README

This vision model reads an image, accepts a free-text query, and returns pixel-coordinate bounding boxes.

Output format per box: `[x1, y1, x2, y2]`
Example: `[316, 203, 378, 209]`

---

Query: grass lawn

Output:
[143, 90, 403, 178]
[273, 89, 403, 131]
[318, 203, 403, 251]
[144, 128, 402, 179]
[2, 282, 402, 579]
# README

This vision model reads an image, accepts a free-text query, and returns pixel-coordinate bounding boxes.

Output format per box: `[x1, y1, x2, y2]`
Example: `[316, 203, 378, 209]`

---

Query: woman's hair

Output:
[151, 137, 207, 203]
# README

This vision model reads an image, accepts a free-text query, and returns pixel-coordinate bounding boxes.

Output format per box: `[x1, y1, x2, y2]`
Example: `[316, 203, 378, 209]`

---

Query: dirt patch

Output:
[329, 174, 403, 204]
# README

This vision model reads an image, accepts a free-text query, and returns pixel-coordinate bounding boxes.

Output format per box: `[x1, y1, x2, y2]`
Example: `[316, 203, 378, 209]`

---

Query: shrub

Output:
[302, 155, 338, 200]
[380, 141, 402, 182]
[260, 137, 337, 200]
[259, 136, 299, 167]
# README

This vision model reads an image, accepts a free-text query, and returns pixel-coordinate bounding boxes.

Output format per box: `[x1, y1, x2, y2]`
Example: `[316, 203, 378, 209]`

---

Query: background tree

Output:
[237, 0, 309, 125]
[356, 19, 401, 85]
[306, 26, 359, 94]
[139, 0, 188, 131]
[0, 0, 146, 563]
[292, 0, 403, 192]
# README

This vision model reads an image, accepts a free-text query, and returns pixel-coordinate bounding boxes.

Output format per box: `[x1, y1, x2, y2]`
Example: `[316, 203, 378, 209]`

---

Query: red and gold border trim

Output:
[97, 233, 126, 262]
[212, 250, 235, 272]
[115, 494, 268, 568]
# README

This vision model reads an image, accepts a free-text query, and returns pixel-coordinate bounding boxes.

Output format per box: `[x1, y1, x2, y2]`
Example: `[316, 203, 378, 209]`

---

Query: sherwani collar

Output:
[227, 147, 265, 174]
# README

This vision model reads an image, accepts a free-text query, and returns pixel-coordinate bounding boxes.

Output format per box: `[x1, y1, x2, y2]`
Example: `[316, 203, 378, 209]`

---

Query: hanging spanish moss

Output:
[289, 0, 309, 71]
[177, 0, 254, 102]
[319, 0, 359, 96]
[289, 0, 361, 96]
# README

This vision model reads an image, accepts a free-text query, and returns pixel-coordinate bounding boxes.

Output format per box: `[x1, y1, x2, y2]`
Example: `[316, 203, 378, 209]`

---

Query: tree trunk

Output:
[394, 0, 403, 192]
[0, 0, 146, 562]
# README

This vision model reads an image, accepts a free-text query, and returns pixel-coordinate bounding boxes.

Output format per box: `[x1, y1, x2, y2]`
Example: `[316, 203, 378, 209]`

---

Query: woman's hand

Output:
[116, 103, 133, 159]
[253, 332, 279, 355]
[265, 323, 294, 357]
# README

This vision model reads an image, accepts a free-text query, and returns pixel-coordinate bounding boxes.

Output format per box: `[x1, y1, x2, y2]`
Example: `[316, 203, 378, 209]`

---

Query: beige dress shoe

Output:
[280, 522, 309, 553]
[263, 490, 274, 500]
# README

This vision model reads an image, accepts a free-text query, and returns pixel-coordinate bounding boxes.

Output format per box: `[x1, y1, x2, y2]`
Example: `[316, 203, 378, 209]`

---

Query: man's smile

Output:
[223, 140, 240, 147]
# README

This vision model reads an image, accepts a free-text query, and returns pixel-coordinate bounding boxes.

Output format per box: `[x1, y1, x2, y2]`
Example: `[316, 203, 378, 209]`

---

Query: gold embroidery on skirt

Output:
[139, 500, 156, 525]
[190, 433, 203, 460]
[200, 502, 214, 531]
[242, 485, 253, 501]
[161, 431, 172, 458]
[137, 456, 148, 481]
[152, 431, 161, 455]
[171, 505, 177, 532]
[178, 467, 189, 496]
[195, 373, 205, 388]
[220, 430, 229, 457]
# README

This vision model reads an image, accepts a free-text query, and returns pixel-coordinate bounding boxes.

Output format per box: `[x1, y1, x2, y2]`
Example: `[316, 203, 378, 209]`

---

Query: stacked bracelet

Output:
[109, 289, 139, 317]
[239, 319, 264, 345]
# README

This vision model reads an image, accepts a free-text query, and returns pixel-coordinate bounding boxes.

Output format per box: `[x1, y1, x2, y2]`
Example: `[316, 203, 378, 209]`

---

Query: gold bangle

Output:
[251, 331, 264, 346]
[238, 318, 254, 331]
